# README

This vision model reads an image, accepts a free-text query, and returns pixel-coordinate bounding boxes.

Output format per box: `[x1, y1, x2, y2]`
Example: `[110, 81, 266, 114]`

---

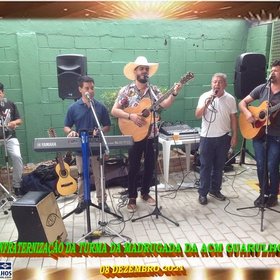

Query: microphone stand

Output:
[236, 78, 280, 231]
[63, 106, 121, 221]
[0, 114, 16, 215]
[76, 97, 127, 243]
[132, 81, 179, 226]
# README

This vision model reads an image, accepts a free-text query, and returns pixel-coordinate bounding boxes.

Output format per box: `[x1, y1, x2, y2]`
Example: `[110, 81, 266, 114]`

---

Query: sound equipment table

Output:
[159, 133, 200, 188]
[33, 135, 133, 152]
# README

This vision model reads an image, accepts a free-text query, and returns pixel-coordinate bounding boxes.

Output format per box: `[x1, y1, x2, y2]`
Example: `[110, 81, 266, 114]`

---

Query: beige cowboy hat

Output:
[123, 56, 159, 80]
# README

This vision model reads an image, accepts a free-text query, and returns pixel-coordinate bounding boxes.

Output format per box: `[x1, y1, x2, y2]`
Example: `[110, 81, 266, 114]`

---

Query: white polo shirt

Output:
[197, 90, 237, 137]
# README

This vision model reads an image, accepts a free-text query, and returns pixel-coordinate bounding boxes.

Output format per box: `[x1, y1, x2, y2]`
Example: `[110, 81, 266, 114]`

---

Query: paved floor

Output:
[1, 160, 280, 279]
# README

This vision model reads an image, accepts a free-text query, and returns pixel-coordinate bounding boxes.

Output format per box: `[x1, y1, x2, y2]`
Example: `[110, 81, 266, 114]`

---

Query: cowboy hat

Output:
[123, 56, 159, 80]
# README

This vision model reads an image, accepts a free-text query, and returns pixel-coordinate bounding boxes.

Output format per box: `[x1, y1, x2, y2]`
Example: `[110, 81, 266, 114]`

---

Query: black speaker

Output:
[11, 191, 67, 242]
[56, 54, 87, 100]
[234, 53, 266, 99]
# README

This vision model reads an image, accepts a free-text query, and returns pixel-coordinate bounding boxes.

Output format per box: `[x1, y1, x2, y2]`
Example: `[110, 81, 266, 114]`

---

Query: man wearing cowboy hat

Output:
[111, 56, 182, 212]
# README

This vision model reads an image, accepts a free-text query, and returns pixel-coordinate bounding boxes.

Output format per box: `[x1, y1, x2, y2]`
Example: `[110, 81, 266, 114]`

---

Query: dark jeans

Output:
[128, 138, 157, 199]
[253, 135, 280, 196]
[199, 134, 231, 197]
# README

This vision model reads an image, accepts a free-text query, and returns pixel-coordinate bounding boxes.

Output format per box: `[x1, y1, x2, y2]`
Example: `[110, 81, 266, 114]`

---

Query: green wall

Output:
[0, 19, 271, 164]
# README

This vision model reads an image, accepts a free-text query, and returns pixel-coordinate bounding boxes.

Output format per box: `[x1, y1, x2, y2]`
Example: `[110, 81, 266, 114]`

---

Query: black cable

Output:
[222, 167, 260, 218]
[203, 97, 217, 137]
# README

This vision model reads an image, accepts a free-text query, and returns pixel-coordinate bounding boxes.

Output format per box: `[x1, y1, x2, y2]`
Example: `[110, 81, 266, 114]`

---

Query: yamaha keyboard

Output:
[33, 135, 133, 152]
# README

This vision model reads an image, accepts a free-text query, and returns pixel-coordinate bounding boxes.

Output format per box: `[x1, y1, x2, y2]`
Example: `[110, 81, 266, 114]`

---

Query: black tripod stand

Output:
[236, 79, 280, 231]
[225, 137, 255, 166]
[80, 95, 128, 242]
[62, 131, 122, 222]
[131, 87, 179, 226]
[77, 131, 128, 243]
[76, 130, 125, 242]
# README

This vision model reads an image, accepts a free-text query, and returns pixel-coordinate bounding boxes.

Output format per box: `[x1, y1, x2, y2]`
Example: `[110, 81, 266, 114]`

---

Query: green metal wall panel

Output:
[0, 19, 272, 164]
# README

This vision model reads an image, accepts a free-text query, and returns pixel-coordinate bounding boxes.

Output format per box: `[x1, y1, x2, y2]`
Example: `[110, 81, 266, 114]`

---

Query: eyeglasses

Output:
[137, 66, 150, 71]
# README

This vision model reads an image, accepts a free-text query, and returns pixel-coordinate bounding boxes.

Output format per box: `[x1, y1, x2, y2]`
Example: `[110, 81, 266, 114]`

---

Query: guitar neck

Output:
[147, 84, 176, 112]
[146, 72, 194, 112]
[57, 153, 65, 170]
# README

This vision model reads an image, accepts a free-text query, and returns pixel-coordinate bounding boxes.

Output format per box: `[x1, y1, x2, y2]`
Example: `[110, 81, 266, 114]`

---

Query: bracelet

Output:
[172, 93, 178, 97]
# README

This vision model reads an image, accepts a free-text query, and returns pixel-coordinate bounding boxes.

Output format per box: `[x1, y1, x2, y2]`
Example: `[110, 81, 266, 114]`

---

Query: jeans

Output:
[6, 137, 23, 189]
[253, 135, 280, 196]
[199, 134, 231, 196]
[76, 155, 107, 203]
[128, 138, 156, 199]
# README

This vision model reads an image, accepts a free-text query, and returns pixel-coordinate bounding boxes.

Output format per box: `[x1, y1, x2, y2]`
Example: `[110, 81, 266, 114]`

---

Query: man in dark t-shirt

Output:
[0, 82, 23, 196]
[239, 59, 280, 207]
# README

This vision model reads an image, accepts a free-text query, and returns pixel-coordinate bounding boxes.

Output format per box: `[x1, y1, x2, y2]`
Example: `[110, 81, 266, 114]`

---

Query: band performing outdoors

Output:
[1, 53, 280, 243]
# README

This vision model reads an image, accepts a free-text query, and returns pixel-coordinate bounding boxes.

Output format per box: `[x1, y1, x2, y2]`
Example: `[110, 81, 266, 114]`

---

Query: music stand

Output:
[236, 78, 280, 231]
[0, 114, 16, 214]
[131, 84, 179, 226]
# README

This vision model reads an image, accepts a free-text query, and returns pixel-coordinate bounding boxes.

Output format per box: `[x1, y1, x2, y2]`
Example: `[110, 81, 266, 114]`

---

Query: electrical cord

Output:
[156, 142, 200, 200]
[222, 166, 260, 218]
[203, 96, 217, 137]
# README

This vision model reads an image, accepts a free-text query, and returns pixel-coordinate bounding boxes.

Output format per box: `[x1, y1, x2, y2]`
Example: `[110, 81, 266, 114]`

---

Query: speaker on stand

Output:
[56, 54, 87, 100]
[229, 52, 267, 165]
[234, 52, 266, 100]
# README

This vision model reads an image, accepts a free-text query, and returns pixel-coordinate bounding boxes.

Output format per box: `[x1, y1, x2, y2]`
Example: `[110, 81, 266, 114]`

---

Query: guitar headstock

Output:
[48, 128, 57, 138]
[179, 72, 194, 85]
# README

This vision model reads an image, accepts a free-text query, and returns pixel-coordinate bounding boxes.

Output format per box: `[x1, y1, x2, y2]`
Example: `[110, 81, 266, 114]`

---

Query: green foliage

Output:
[98, 89, 119, 111]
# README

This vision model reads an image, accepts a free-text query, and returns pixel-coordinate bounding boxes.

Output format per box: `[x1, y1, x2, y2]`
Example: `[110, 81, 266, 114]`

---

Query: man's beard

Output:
[136, 74, 148, 84]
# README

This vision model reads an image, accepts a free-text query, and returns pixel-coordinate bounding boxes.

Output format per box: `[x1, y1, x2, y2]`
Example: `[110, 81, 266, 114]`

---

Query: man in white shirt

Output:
[195, 73, 238, 205]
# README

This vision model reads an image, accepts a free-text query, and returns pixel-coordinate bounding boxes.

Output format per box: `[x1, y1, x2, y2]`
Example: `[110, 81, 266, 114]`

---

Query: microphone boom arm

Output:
[86, 95, 110, 155]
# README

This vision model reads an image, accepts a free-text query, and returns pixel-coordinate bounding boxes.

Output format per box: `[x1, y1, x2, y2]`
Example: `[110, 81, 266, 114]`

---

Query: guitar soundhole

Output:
[142, 109, 150, 118]
[259, 111, 266, 120]
[60, 170, 67, 177]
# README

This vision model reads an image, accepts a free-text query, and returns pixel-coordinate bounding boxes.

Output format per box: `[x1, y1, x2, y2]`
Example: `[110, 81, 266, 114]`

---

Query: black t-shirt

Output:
[0, 99, 21, 139]
[250, 84, 280, 136]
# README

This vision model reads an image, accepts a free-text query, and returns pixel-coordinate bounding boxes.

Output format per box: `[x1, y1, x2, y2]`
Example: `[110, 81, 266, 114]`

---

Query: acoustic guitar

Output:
[118, 72, 194, 142]
[239, 101, 280, 139]
[48, 128, 78, 196]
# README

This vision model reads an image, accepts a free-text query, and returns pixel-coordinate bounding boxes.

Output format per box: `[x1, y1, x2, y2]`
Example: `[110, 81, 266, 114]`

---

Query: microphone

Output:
[210, 90, 218, 102]
[267, 73, 273, 81]
[266, 73, 274, 88]
[85, 92, 92, 102]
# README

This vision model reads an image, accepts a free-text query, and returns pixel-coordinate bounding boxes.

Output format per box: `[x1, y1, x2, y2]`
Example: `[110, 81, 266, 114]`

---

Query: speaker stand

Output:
[225, 138, 255, 166]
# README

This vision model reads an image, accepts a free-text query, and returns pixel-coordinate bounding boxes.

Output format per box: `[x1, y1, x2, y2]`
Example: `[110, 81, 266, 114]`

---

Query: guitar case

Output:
[90, 157, 158, 190]
[90, 157, 129, 190]
[21, 164, 58, 195]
